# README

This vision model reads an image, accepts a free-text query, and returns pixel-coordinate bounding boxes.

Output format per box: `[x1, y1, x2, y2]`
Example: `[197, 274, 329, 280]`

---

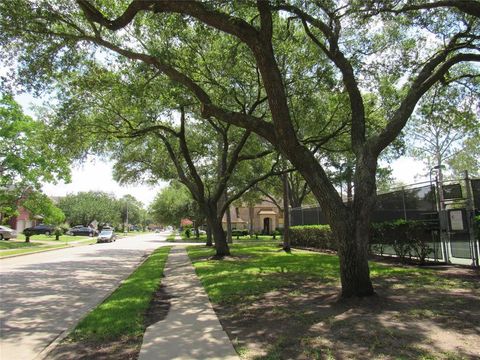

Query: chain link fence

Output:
[290, 178, 480, 266]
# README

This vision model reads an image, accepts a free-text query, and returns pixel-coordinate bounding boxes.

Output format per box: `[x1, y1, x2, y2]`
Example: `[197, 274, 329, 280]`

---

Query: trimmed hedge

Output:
[290, 220, 440, 265]
[290, 225, 336, 251]
[371, 219, 438, 264]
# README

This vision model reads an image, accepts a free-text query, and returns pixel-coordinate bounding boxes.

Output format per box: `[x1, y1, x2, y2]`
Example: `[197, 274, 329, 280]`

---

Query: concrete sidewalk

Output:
[139, 246, 239, 360]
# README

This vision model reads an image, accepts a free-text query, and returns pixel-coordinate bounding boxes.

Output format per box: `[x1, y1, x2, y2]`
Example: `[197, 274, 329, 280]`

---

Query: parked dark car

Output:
[97, 229, 116, 243]
[68, 226, 97, 237]
[23, 224, 55, 235]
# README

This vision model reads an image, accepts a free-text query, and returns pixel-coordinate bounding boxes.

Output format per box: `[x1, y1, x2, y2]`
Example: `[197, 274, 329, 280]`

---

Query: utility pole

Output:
[432, 164, 449, 263]
[125, 200, 129, 234]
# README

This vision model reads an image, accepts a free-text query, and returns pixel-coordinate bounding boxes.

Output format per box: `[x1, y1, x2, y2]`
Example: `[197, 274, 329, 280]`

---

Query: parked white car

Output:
[97, 229, 116, 243]
[0, 225, 17, 240]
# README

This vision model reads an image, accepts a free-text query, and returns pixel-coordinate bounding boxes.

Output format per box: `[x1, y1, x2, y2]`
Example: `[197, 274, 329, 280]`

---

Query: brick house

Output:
[8, 205, 37, 233]
[223, 199, 284, 235]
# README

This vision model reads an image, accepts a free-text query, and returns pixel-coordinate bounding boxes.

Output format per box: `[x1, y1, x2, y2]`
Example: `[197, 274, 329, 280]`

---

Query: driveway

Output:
[0, 232, 171, 360]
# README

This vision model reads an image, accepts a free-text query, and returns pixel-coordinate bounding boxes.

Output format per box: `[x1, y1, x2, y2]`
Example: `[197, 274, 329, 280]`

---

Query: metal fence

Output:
[290, 177, 480, 267]
[472, 179, 480, 210]
[291, 182, 438, 226]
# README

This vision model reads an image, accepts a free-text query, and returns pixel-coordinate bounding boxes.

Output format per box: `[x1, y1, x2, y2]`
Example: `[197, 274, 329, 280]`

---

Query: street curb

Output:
[33, 248, 158, 360]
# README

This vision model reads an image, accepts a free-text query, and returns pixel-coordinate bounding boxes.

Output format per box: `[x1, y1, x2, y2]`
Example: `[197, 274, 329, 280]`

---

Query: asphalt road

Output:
[0, 232, 171, 360]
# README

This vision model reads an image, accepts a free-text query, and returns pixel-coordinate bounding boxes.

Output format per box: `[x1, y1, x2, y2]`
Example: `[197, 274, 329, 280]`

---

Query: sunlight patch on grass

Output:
[187, 244, 476, 304]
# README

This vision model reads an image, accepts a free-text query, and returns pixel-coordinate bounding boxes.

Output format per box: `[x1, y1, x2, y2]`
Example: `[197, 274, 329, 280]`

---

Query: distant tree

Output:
[117, 194, 143, 231]
[0, 92, 69, 219]
[406, 84, 479, 179]
[138, 208, 153, 232]
[150, 182, 201, 228]
[57, 191, 120, 227]
[21, 192, 65, 242]
[448, 135, 480, 178]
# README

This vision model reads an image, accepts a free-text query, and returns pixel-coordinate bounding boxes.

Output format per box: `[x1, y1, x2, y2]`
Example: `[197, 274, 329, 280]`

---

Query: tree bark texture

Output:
[205, 225, 213, 247]
[206, 204, 230, 257]
[249, 205, 255, 235]
[225, 206, 233, 244]
[282, 173, 291, 252]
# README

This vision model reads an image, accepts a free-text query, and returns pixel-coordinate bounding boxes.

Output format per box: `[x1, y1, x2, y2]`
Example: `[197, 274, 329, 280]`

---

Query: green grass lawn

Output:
[165, 233, 177, 241]
[69, 246, 171, 342]
[187, 244, 479, 359]
[165, 232, 205, 242]
[187, 244, 472, 304]
[0, 236, 97, 257]
[187, 244, 341, 304]
[176, 233, 281, 244]
[0, 240, 41, 250]
[16, 233, 93, 243]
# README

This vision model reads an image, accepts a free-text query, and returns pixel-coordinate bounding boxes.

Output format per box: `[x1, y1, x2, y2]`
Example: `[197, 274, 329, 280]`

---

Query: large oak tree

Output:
[1, 1, 478, 297]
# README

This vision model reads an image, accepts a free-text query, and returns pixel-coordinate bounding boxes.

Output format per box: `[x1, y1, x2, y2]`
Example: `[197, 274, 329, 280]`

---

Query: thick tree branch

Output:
[77, 0, 260, 44]
[280, 4, 366, 151]
[221, 167, 294, 215]
[213, 130, 252, 203]
[364, 1, 480, 19]
[372, 52, 480, 155]
[177, 107, 205, 199]
[238, 149, 273, 162]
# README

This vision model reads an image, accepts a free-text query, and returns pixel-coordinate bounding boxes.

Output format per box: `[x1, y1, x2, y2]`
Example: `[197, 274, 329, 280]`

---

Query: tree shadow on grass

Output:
[215, 275, 480, 360]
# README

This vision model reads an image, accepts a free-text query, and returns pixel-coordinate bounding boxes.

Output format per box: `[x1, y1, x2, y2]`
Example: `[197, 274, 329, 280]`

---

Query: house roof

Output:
[222, 218, 246, 223]
[257, 210, 277, 215]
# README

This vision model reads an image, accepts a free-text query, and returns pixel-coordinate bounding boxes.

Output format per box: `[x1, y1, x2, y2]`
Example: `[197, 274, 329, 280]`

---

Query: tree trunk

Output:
[249, 205, 255, 235]
[225, 206, 233, 244]
[334, 155, 377, 297]
[25, 235, 30, 243]
[205, 225, 213, 246]
[284, 145, 375, 297]
[206, 204, 230, 256]
[282, 174, 291, 252]
[335, 220, 374, 297]
[210, 217, 230, 257]
[346, 165, 353, 205]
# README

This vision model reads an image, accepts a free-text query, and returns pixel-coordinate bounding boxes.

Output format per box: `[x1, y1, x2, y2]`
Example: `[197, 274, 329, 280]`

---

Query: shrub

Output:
[23, 228, 34, 242]
[183, 228, 191, 239]
[54, 227, 63, 240]
[371, 220, 435, 264]
[231, 229, 248, 237]
[272, 230, 280, 239]
[290, 225, 336, 251]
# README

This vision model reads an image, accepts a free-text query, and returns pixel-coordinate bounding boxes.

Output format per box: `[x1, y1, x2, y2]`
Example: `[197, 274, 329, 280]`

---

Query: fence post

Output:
[464, 171, 479, 267]
[434, 176, 450, 263]
[401, 187, 407, 221]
